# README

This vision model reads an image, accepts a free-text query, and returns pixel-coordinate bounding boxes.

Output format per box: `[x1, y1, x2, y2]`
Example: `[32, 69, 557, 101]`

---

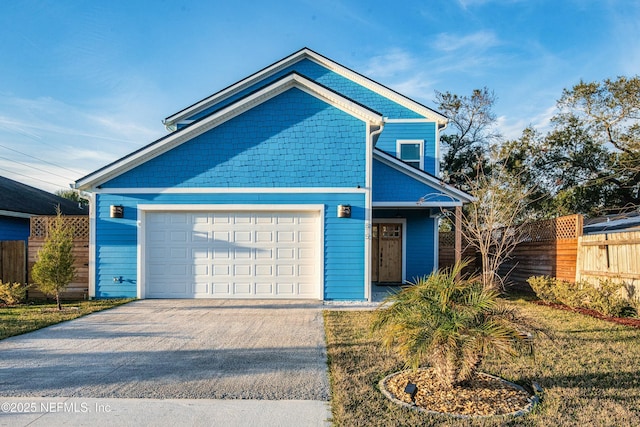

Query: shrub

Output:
[584, 280, 629, 317]
[0, 281, 28, 305]
[553, 279, 588, 308]
[527, 276, 557, 302]
[528, 275, 632, 318]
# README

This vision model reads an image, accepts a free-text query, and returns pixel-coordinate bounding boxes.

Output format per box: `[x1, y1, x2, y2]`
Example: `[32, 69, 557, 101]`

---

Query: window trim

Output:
[396, 139, 424, 170]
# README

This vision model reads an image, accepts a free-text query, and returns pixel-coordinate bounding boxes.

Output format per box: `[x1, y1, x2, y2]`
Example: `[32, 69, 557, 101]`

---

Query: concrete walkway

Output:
[0, 300, 335, 426]
[0, 397, 329, 426]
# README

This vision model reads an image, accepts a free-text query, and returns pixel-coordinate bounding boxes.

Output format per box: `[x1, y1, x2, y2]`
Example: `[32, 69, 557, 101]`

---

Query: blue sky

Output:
[1, 0, 638, 192]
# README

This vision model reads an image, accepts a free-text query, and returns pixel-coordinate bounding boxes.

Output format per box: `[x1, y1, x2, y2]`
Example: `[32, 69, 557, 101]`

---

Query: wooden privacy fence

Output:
[439, 214, 583, 287]
[28, 216, 89, 300]
[498, 214, 582, 285]
[0, 240, 26, 284]
[576, 231, 640, 299]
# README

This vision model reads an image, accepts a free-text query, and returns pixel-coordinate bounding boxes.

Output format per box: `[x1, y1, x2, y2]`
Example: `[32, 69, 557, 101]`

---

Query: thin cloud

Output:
[432, 31, 500, 53]
[0, 94, 165, 192]
[497, 104, 557, 140]
[364, 49, 416, 79]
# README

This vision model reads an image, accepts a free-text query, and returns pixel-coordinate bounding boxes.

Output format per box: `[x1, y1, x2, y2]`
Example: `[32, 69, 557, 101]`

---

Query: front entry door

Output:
[371, 223, 403, 283]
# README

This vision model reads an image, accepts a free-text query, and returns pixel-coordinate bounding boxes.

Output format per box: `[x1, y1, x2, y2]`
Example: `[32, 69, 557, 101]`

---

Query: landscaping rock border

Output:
[379, 368, 542, 419]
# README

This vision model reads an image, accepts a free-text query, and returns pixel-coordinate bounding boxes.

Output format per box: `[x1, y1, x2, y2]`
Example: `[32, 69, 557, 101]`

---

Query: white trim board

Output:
[91, 187, 368, 194]
[0, 210, 32, 219]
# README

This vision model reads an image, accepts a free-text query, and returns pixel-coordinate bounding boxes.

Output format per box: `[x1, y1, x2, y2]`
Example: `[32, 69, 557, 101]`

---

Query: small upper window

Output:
[397, 140, 424, 169]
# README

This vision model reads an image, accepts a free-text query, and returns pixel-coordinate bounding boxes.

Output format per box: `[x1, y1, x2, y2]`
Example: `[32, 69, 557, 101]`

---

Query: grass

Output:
[0, 299, 134, 340]
[324, 298, 640, 426]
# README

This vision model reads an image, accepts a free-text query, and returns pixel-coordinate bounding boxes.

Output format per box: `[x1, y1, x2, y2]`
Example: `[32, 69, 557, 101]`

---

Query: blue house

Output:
[0, 175, 87, 242]
[74, 48, 472, 301]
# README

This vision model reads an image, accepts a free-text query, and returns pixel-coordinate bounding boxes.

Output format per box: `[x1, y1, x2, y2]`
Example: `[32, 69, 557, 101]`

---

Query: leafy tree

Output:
[55, 189, 89, 207]
[510, 76, 640, 217]
[435, 87, 501, 190]
[31, 208, 76, 310]
[372, 262, 535, 389]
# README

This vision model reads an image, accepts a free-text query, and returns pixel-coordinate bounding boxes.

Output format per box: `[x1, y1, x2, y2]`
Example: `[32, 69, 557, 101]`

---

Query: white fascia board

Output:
[75, 73, 382, 192]
[383, 118, 434, 123]
[90, 187, 367, 194]
[0, 210, 32, 219]
[373, 201, 462, 208]
[373, 151, 475, 203]
[164, 48, 447, 126]
[137, 204, 325, 213]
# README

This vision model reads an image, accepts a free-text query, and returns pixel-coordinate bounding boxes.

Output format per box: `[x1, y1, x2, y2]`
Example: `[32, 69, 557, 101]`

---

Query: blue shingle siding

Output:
[0, 217, 29, 241]
[188, 59, 422, 122]
[94, 192, 366, 300]
[372, 159, 451, 203]
[373, 209, 437, 279]
[375, 122, 438, 175]
[103, 88, 366, 189]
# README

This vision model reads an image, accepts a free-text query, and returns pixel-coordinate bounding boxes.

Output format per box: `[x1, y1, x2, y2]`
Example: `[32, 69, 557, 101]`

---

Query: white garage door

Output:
[144, 210, 320, 299]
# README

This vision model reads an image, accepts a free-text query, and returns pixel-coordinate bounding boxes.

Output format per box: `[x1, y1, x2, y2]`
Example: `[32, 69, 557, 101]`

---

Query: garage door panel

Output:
[233, 282, 252, 295]
[255, 283, 274, 295]
[145, 210, 320, 299]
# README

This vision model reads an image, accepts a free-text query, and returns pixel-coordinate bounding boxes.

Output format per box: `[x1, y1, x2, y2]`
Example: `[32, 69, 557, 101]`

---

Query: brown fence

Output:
[28, 216, 89, 300]
[440, 214, 583, 287]
[0, 240, 27, 284]
[576, 231, 640, 300]
[438, 231, 477, 271]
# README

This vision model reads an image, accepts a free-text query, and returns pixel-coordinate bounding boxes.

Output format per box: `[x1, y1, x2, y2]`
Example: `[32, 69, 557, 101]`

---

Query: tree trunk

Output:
[481, 253, 493, 289]
[56, 292, 62, 311]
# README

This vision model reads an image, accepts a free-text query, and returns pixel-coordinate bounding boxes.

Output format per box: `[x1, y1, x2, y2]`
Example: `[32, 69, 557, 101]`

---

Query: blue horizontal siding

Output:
[372, 159, 454, 203]
[104, 88, 366, 189]
[188, 58, 422, 121]
[0, 217, 29, 241]
[375, 122, 438, 175]
[94, 192, 366, 301]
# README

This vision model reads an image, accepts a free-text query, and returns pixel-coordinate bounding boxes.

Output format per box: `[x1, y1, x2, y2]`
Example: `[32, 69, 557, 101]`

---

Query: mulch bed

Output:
[533, 301, 640, 329]
[381, 368, 534, 417]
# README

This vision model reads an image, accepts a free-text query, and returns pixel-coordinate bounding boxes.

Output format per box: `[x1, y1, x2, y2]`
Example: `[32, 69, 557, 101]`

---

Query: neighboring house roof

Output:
[75, 72, 384, 191]
[583, 213, 640, 235]
[163, 47, 448, 129]
[373, 149, 475, 206]
[0, 175, 87, 218]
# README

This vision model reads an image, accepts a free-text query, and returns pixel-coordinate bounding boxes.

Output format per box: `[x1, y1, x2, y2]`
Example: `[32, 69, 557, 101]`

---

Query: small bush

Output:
[0, 281, 29, 305]
[527, 276, 557, 302]
[553, 279, 588, 308]
[584, 280, 629, 317]
[528, 275, 633, 318]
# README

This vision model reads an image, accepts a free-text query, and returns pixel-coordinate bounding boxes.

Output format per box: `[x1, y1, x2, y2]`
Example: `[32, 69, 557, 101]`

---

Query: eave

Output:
[163, 48, 447, 128]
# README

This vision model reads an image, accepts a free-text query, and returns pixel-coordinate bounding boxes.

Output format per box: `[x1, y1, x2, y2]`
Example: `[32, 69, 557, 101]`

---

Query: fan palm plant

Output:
[372, 261, 535, 389]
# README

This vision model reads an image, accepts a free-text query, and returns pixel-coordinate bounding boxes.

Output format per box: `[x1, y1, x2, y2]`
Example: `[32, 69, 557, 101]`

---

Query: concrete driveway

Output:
[0, 300, 331, 426]
[0, 299, 329, 399]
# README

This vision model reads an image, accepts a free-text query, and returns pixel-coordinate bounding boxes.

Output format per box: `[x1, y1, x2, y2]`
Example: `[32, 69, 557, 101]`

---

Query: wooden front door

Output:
[371, 223, 402, 283]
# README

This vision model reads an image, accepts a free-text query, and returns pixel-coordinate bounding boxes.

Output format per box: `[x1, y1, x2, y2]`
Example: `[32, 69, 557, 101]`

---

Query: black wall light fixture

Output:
[337, 204, 351, 218]
[110, 205, 124, 218]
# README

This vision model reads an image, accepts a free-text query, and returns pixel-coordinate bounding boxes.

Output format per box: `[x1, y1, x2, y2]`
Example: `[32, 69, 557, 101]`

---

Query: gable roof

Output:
[163, 48, 447, 129]
[0, 175, 87, 218]
[75, 72, 384, 191]
[373, 149, 474, 205]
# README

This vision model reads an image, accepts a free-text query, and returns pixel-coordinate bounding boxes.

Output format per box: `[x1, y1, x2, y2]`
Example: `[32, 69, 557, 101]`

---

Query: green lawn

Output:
[0, 299, 134, 340]
[324, 299, 640, 426]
